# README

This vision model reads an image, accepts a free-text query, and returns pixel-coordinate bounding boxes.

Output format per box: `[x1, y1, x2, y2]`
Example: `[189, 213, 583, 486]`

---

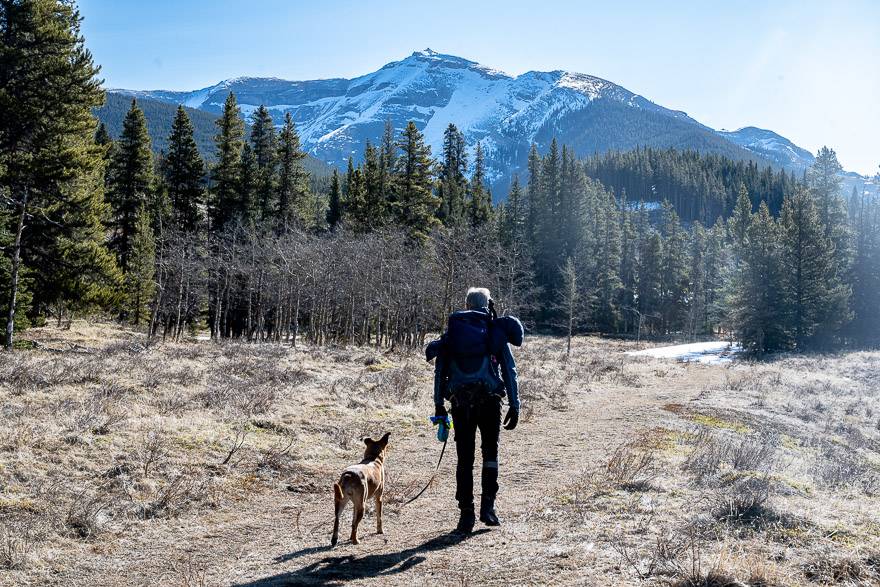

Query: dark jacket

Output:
[427, 308, 521, 410]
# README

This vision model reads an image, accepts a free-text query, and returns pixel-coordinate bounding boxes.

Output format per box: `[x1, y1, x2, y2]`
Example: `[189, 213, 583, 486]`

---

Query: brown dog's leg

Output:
[350, 499, 364, 544]
[375, 489, 384, 534]
[331, 482, 344, 547]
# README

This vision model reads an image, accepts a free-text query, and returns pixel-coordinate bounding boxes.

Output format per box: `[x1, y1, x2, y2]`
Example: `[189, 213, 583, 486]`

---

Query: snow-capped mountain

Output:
[717, 127, 815, 170]
[112, 49, 816, 193]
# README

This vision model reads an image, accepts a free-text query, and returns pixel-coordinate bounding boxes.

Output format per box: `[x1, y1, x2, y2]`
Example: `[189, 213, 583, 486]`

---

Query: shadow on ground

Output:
[235, 529, 490, 586]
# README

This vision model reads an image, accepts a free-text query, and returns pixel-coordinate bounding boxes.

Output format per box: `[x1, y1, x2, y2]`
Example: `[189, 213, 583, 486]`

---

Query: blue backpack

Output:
[444, 310, 504, 396]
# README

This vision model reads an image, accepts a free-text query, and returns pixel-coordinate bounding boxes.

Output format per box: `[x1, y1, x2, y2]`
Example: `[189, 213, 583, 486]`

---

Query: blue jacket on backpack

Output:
[427, 308, 521, 411]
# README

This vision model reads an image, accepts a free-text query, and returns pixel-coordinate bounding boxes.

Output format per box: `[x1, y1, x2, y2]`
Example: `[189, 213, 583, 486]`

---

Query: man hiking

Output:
[428, 287, 522, 534]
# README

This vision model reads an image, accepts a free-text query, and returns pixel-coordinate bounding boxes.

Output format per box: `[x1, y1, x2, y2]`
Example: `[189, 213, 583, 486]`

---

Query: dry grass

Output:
[1, 322, 878, 586]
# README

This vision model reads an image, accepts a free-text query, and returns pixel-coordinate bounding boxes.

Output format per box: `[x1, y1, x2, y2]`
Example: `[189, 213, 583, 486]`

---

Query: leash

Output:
[400, 430, 449, 507]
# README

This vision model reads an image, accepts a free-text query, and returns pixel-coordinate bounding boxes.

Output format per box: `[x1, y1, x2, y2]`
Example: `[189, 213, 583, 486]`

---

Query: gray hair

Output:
[465, 287, 490, 310]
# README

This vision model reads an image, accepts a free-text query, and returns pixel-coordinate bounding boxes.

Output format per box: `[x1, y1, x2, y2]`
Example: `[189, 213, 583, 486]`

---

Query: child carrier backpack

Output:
[444, 310, 504, 397]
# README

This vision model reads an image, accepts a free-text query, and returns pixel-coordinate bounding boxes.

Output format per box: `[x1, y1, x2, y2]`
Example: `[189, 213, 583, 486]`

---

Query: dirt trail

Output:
[75, 352, 698, 587]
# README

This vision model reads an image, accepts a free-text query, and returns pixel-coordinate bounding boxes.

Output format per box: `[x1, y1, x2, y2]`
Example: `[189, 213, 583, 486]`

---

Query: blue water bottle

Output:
[430, 415, 452, 442]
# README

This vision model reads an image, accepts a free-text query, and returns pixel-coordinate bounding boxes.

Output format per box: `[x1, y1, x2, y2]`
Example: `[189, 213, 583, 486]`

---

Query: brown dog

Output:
[330, 432, 390, 546]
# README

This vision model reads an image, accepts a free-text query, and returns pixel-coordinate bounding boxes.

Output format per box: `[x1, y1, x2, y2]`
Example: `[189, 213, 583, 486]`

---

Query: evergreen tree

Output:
[163, 105, 206, 231]
[344, 156, 367, 230]
[704, 219, 728, 332]
[438, 123, 468, 224]
[238, 143, 259, 226]
[1, 0, 121, 347]
[210, 92, 245, 230]
[326, 169, 343, 229]
[687, 222, 708, 336]
[779, 185, 839, 348]
[107, 99, 154, 272]
[728, 182, 752, 251]
[392, 122, 439, 241]
[636, 231, 663, 337]
[362, 141, 385, 228]
[592, 188, 622, 331]
[125, 204, 155, 326]
[95, 122, 112, 147]
[535, 139, 563, 298]
[732, 202, 788, 355]
[497, 175, 534, 315]
[618, 193, 638, 333]
[469, 142, 491, 226]
[658, 202, 689, 333]
[525, 143, 542, 246]
[849, 174, 880, 345]
[559, 146, 586, 258]
[807, 146, 852, 338]
[250, 105, 278, 221]
[379, 119, 397, 217]
[276, 112, 308, 232]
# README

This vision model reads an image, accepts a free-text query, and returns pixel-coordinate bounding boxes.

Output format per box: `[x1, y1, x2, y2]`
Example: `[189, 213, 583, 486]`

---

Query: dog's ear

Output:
[363, 437, 374, 446]
[378, 432, 391, 446]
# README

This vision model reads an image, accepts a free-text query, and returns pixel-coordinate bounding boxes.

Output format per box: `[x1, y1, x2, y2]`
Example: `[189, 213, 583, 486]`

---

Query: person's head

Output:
[465, 287, 490, 310]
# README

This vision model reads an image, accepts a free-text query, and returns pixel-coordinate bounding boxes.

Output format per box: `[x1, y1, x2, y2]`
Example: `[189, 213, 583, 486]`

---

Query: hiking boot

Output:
[479, 497, 500, 526]
[455, 508, 476, 534]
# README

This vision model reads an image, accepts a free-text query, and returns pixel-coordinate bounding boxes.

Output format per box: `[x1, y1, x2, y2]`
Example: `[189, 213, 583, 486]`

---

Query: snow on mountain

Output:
[111, 49, 817, 193]
[716, 126, 815, 171]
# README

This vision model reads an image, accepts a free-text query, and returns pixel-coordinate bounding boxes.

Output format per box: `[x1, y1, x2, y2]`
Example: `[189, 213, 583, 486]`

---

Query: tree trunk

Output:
[4, 188, 28, 350]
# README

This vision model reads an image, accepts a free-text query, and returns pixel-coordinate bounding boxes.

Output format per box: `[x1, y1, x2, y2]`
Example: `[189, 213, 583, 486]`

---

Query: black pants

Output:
[450, 390, 501, 511]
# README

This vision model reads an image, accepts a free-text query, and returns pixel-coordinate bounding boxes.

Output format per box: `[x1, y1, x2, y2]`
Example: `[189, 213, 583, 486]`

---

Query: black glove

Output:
[503, 407, 519, 430]
[435, 404, 448, 419]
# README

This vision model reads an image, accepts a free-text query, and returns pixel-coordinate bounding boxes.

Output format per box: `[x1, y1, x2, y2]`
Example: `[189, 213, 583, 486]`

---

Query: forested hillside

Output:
[583, 147, 800, 224]
[94, 93, 332, 178]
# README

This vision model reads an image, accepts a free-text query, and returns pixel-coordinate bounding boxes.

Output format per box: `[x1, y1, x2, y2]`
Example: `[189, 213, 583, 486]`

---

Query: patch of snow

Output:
[626, 341, 741, 365]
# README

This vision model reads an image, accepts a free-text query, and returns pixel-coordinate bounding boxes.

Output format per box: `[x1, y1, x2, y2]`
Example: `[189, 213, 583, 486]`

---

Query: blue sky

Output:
[78, 0, 879, 174]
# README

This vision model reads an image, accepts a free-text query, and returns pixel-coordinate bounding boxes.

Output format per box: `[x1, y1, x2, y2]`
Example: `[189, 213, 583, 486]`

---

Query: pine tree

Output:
[95, 122, 112, 147]
[438, 123, 467, 224]
[704, 219, 728, 332]
[687, 222, 708, 335]
[807, 146, 852, 339]
[592, 188, 622, 332]
[535, 139, 563, 299]
[779, 186, 837, 348]
[525, 143, 542, 246]
[636, 231, 663, 337]
[392, 122, 438, 241]
[250, 105, 278, 221]
[728, 182, 752, 252]
[732, 202, 788, 355]
[497, 175, 534, 315]
[379, 119, 397, 208]
[107, 99, 154, 272]
[361, 141, 385, 228]
[125, 204, 155, 326]
[618, 197, 638, 334]
[469, 142, 491, 226]
[276, 112, 308, 232]
[163, 106, 206, 231]
[658, 202, 689, 333]
[238, 143, 259, 226]
[343, 157, 367, 230]
[849, 174, 880, 345]
[326, 169, 343, 229]
[210, 92, 245, 230]
[1, 0, 122, 347]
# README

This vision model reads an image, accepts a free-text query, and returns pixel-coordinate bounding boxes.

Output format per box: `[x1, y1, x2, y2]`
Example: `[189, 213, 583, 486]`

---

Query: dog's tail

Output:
[333, 482, 343, 501]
